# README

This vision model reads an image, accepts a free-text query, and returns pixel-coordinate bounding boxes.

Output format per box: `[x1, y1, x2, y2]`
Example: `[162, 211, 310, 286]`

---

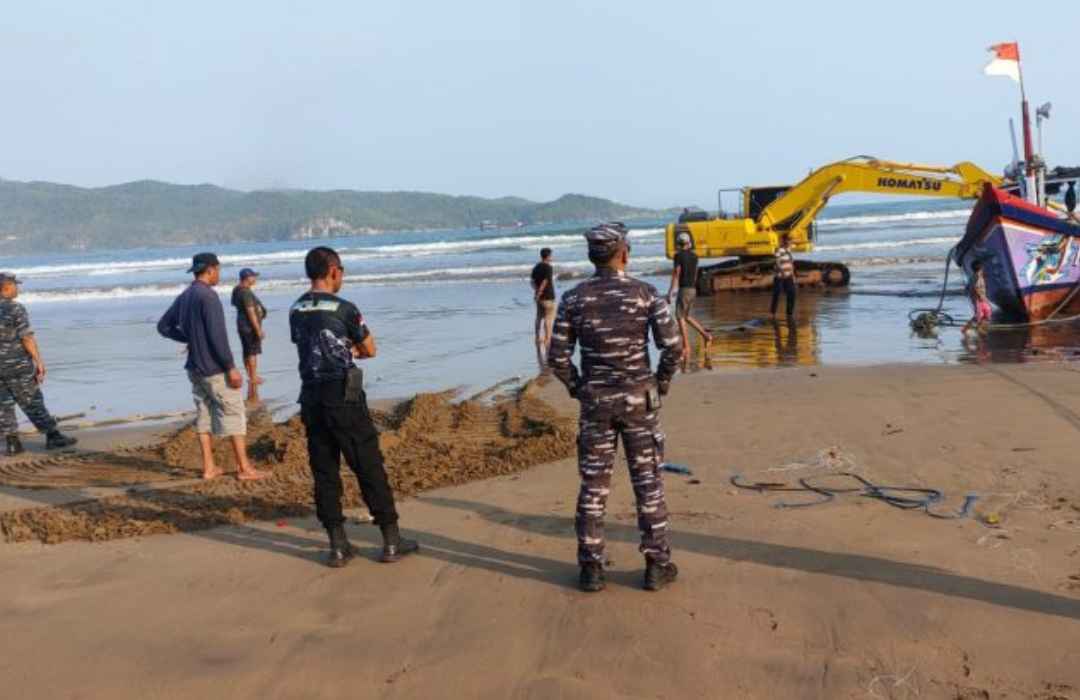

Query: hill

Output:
[0, 178, 662, 253]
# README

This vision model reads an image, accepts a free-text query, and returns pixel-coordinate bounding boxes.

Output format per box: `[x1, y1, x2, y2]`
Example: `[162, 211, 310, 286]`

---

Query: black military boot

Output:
[325, 524, 355, 568]
[579, 563, 606, 593]
[378, 522, 419, 563]
[45, 430, 77, 450]
[643, 561, 679, 592]
[6, 435, 24, 457]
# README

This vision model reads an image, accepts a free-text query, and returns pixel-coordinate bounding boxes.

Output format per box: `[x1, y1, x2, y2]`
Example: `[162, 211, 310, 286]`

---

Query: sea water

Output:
[7, 198, 1079, 424]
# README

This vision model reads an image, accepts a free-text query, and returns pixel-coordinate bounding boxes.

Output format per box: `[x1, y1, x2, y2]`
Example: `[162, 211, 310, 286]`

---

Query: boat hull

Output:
[954, 185, 1080, 321]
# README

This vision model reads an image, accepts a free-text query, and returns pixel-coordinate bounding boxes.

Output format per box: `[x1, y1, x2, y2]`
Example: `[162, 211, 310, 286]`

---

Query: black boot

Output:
[6, 435, 23, 457]
[325, 524, 355, 568]
[379, 522, 419, 563]
[579, 563, 606, 593]
[45, 430, 77, 450]
[644, 561, 679, 592]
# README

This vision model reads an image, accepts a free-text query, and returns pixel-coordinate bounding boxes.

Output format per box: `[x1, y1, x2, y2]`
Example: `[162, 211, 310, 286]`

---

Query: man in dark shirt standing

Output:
[666, 233, 712, 369]
[231, 268, 267, 402]
[157, 253, 266, 481]
[289, 246, 418, 568]
[530, 248, 556, 372]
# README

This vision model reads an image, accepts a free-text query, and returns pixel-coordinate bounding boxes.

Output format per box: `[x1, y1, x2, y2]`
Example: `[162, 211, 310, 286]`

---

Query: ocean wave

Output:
[16, 249, 314, 279]
[355, 227, 664, 258]
[14, 228, 667, 279]
[818, 209, 971, 228]
[19, 256, 671, 303]
[842, 256, 945, 268]
[814, 235, 959, 252]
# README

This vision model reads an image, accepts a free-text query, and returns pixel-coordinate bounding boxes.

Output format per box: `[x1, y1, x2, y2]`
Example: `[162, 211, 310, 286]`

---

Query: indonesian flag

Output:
[984, 42, 1021, 82]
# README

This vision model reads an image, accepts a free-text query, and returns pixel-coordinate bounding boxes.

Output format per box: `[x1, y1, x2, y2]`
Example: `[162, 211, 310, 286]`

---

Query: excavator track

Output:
[698, 258, 850, 294]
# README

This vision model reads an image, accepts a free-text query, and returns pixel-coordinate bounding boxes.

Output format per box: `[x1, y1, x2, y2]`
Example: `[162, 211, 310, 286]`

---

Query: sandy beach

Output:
[1, 363, 1079, 698]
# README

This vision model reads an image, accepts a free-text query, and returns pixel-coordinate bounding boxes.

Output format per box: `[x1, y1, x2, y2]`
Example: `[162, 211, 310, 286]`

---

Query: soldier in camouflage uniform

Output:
[0, 272, 77, 456]
[548, 223, 683, 592]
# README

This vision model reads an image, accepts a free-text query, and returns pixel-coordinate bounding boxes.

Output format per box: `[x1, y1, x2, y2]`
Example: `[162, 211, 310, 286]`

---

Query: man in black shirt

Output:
[231, 268, 267, 402]
[289, 246, 418, 568]
[666, 233, 712, 368]
[530, 247, 556, 372]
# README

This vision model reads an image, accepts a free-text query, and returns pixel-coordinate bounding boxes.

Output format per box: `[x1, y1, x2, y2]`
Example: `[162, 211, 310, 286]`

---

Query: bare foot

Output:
[202, 466, 224, 480]
[237, 468, 269, 481]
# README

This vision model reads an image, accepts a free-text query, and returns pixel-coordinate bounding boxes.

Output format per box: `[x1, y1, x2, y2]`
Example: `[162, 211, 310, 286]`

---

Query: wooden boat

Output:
[953, 184, 1080, 320]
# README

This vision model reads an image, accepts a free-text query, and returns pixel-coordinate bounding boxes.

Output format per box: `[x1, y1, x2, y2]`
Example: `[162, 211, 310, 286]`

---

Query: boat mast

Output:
[1016, 52, 1040, 205]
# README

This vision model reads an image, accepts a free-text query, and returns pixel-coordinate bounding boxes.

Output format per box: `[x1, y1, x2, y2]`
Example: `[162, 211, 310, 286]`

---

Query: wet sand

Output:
[2, 363, 1080, 697]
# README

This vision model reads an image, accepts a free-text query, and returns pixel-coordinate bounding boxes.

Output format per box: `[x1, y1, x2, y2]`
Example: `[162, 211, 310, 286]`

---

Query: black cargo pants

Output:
[300, 382, 398, 529]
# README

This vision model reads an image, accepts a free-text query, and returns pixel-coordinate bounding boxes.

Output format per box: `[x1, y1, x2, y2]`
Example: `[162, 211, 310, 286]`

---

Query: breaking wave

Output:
[817, 208, 971, 228]
[19, 257, 670, 303]
[814, 235, 959, 252]
[12, 228, 667, 279]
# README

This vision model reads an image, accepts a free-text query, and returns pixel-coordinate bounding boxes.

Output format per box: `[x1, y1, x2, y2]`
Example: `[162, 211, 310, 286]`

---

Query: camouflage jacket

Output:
[0, 299, 33, 369]
[548, 269, 682, 399]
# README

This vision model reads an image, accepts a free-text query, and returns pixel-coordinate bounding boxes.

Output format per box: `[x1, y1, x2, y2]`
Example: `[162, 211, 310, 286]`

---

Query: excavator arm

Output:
[668, 156, 1003, 261]
[757, 157, 1002, 234]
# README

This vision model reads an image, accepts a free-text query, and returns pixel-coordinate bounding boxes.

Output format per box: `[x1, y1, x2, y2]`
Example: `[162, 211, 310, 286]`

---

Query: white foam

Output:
[814, 235, 959, 252]
[18, 256, 671, 303]
[13, 227, 668, 279]
[16, 249, 315, 278]
[818, 209, 971, 228]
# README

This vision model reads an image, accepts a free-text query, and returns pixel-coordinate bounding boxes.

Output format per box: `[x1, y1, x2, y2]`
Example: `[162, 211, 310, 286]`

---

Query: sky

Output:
[1, 0, 1078, 208]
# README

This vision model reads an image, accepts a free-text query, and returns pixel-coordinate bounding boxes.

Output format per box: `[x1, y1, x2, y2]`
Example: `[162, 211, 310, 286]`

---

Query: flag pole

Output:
[1016, 43, 1038, 203]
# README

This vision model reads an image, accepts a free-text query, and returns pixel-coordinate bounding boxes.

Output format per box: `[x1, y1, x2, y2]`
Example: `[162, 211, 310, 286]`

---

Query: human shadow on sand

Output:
[420, 496, 1080, 622]
[196, 518, 582, 591]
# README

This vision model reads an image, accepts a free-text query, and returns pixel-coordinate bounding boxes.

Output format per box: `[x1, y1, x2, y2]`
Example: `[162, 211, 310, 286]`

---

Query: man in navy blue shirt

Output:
[158, 253, 266, 481]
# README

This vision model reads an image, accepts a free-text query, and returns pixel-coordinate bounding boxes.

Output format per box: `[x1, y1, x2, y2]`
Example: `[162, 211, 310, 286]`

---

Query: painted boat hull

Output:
[953, 185, 1080, 320]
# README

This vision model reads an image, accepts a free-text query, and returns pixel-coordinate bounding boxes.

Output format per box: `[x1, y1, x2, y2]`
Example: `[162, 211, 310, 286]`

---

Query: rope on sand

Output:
[731, 453, 979, 521]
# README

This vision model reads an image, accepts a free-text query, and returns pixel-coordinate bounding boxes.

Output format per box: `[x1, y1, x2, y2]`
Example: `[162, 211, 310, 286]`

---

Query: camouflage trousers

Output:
[0, 366, 57, 437]
[575, 397, 671, 566]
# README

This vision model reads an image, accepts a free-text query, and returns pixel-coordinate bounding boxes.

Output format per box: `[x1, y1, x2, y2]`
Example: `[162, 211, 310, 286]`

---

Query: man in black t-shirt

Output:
[530, 247, 556, 371]
[289, 246, 418, 568]
[666, 233, 712, 368]
[231, 268, 267, 401]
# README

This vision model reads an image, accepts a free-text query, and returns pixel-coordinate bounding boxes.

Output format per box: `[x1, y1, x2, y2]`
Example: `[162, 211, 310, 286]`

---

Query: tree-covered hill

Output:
[0, 178, 663, 253]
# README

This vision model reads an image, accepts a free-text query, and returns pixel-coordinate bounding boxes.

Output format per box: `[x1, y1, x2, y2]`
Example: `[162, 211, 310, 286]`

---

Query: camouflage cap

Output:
[584, 221, 629, 257]
[0, 272, 21, 285]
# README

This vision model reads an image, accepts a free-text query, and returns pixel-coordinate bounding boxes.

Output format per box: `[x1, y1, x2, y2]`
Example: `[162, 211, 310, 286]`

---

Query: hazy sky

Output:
[2, 1, 1077, 207]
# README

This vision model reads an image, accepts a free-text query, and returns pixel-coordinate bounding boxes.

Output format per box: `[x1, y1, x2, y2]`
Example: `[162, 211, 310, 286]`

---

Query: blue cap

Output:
[187, 252, 220, 274]
[239, 268, 259, 280]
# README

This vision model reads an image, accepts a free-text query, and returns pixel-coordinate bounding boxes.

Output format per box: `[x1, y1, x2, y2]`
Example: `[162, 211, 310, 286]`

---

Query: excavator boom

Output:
[667, 156, 1003, 293]
[757, 158, 999, 232]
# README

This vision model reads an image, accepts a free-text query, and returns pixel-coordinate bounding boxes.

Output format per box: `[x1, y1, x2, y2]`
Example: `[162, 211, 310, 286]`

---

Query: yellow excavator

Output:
[666, 156, 1004, 293]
